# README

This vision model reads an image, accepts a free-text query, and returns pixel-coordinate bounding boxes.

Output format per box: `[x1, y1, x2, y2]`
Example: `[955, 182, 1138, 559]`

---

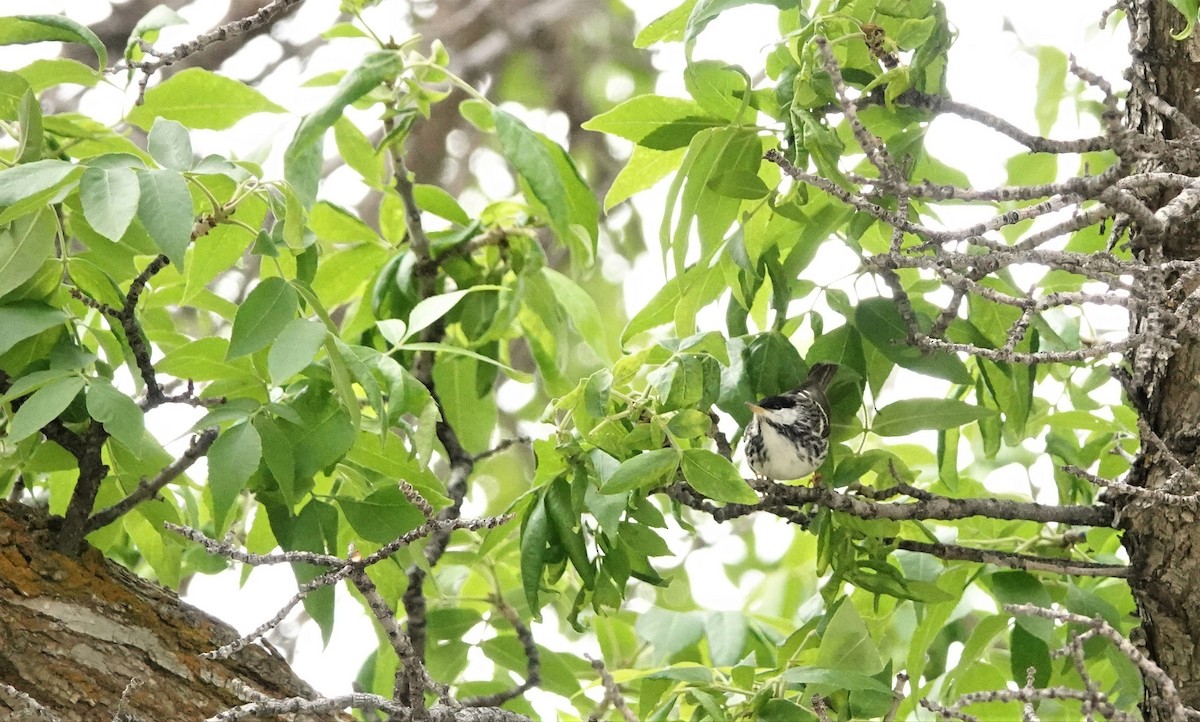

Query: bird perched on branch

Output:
[744, 362, 838, 482]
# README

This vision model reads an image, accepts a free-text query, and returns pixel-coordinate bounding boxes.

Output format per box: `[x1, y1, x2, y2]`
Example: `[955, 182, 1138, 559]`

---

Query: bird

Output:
[743, 362, 838, 482]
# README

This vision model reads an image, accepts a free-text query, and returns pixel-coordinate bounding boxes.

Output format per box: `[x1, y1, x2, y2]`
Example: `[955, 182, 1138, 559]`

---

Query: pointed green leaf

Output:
[227, 277, 299, 359]
[0, 208, 56, 299]
[681, 448, 758, 504]
[521, 493, 551, 613]
[268, 318, 327, 385]
[412, 183, 470, 226]
[17, 88, 42, 163]
[125, 6, 186, 61]
[494, 109, 598, 261]
[147, 117, 193, 171]
[0, 159, 76, 206]
[815, 599, 884, 674]
[80, 165, 140, 242]
[136, 169, 193, 267]
[15, 58, 99, 93]
[545, 477, 596, 586]
[0, 302, 66, 356]
[207, 422, 262, 532]
[0, 15, 106, 68]
[600, 448, 681, 495]
[854, 297, 972, 384]
[605, 145, 686, 210]
[339, 487, 425, 544]
[706, 169, 768, 199]
[284, 52, 403, 206]
[86, 380, 145, 454]
[127, 67, 285, 130]
[872, 398, 997, 437]
[253, 416, 295, 503]
[7, 375, 84, 442]
[405, 286, 501, 342]
[583, 95, 723, 149]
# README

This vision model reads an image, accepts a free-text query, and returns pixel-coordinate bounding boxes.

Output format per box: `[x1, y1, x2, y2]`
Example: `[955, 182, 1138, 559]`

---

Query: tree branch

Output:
[84, 429, 219, 534]
[893, 539, 1129, 577]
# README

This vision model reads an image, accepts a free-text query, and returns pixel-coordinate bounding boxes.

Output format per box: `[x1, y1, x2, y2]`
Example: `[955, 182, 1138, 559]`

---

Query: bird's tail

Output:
[803, 362, 839, 391]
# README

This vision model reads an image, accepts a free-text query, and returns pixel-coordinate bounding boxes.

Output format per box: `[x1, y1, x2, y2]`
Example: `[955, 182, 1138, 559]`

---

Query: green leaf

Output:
[662, 127, 760, 274]
[634, 0, 698, 47]
[815, 599, 884, 674]
[744, 332, 805, 398]
[147, 117, 193, 171]
[681, 449, 758, 504]
[7, 375, 84, 442]
[685, 61, 747, 120]
[1032, 46, 1067, 136]
[685, 1, 790, 48]
[227, 278, 299, 359]
[15, 58, 100, 93]
[706, 169, 768, 199]
[704, 611, 748, 666]
[667, 409, 711, 439]
[600, 448, 681, 495]
[413, 184, 470, 227]
[80, 165, 140, 242]
[622, 263, 726, 342]
[895, 17, 938, 49]
[583, 95, 724, 150]
[127, 68, 285, 130]
[0, 302, 66, 356]
[0, 208, 56, 299]
[339, 487, 425, 544]
[207, 422, 262, 533]
[521, 494, 551, 613]
[284, 52, 403, 206]
[17, 88, 42, 163]
[0, 71, 30, 120]
[0, 159, 76, 206]
[0, 15, 106, 69]
[494, 109, 598, 261]
[125, 6, 185, 61]
[636, 608, 705, 657]
[650, 353, 720, 412]
[545, 477, 596, 586]
[86, 381, 145, 454]
[541, 268, 609, 361]
[1010, 623, 1051, 689]
[333, 117, 385, 188]
[268, 318, 327, 385]
[253, 416, 295, 503]
[406, 287, 492, 341]
[136, 169, 194, 268]
[605, 145, 686, 210]
[854, 297, 972, 384]
[872, 398, 997, 436]
[397, 341, 520, 375]
[780, 668, 892, 694]
[278, 386, 355, 479]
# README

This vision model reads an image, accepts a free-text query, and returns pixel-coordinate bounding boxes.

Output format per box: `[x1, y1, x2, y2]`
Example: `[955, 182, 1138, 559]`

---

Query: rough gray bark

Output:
[1121, 0, 1200, 717]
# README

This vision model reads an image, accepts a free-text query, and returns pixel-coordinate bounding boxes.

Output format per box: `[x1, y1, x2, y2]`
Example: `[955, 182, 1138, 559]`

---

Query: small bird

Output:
[744, 362, 838, 482]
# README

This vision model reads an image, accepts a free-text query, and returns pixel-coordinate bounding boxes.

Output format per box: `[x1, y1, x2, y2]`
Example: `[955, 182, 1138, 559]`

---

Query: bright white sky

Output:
[0, 0, 1131, 709]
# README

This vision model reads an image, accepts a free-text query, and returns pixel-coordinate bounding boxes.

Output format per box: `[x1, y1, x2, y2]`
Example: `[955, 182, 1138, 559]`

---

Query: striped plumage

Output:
[744, 362, 838, 481]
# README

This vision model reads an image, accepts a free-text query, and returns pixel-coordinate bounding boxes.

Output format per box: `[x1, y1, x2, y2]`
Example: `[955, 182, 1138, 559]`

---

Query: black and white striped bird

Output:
[743, 362, 838, 482]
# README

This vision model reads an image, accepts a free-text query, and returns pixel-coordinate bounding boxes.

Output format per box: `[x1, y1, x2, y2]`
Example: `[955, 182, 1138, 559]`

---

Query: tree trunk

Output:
[0, 502, 345, 722]
[1121, 1, 1200, 717]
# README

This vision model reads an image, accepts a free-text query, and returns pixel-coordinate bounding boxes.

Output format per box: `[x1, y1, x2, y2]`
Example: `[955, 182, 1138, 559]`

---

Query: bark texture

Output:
[1122, 1, 1200, 716]
[0, 502, 345, 722]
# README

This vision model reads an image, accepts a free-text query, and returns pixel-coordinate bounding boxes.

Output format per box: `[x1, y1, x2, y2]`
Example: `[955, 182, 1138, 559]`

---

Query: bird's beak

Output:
[746, 403, 765, 415]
